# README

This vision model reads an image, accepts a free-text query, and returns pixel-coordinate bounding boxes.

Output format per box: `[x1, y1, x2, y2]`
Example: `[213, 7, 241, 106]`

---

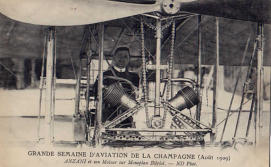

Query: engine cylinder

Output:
[168, 86, 199, 111]
[103, 83, 137, 110]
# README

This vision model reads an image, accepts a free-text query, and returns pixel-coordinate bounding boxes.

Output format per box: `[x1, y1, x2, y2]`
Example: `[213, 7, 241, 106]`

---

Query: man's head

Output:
[112, 47, 130, 69]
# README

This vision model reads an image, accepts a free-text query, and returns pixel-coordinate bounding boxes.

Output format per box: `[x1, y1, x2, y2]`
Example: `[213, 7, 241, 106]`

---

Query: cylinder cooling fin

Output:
[168, 86, 199, 111]
[103, 83, 137, 110]
[103, 83, 198, 112]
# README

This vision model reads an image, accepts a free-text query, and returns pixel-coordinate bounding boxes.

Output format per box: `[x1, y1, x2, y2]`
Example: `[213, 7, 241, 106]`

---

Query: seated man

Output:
[93, 47, 139, 128]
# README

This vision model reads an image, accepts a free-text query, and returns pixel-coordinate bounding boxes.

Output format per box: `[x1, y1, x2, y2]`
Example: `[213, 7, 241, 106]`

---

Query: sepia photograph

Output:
[0, 0, 270, 166]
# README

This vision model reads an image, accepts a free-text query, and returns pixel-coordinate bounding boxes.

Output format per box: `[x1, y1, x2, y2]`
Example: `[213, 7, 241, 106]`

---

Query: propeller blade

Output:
[161, 0, 270, 23]
[0, 0, 160, 26]
[178, 0, 271, 24]
[108, 0, 156, 4]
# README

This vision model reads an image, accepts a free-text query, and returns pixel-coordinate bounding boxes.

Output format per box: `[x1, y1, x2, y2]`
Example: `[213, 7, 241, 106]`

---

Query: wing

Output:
[0, 0, 160, 26]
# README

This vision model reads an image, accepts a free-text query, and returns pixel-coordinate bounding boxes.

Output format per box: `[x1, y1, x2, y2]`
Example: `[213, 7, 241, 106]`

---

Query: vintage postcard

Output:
[0, 0, 270, 167]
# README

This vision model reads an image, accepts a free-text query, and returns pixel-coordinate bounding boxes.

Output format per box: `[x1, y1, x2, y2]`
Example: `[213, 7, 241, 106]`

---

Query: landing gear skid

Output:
[101, 139, 207, 148]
